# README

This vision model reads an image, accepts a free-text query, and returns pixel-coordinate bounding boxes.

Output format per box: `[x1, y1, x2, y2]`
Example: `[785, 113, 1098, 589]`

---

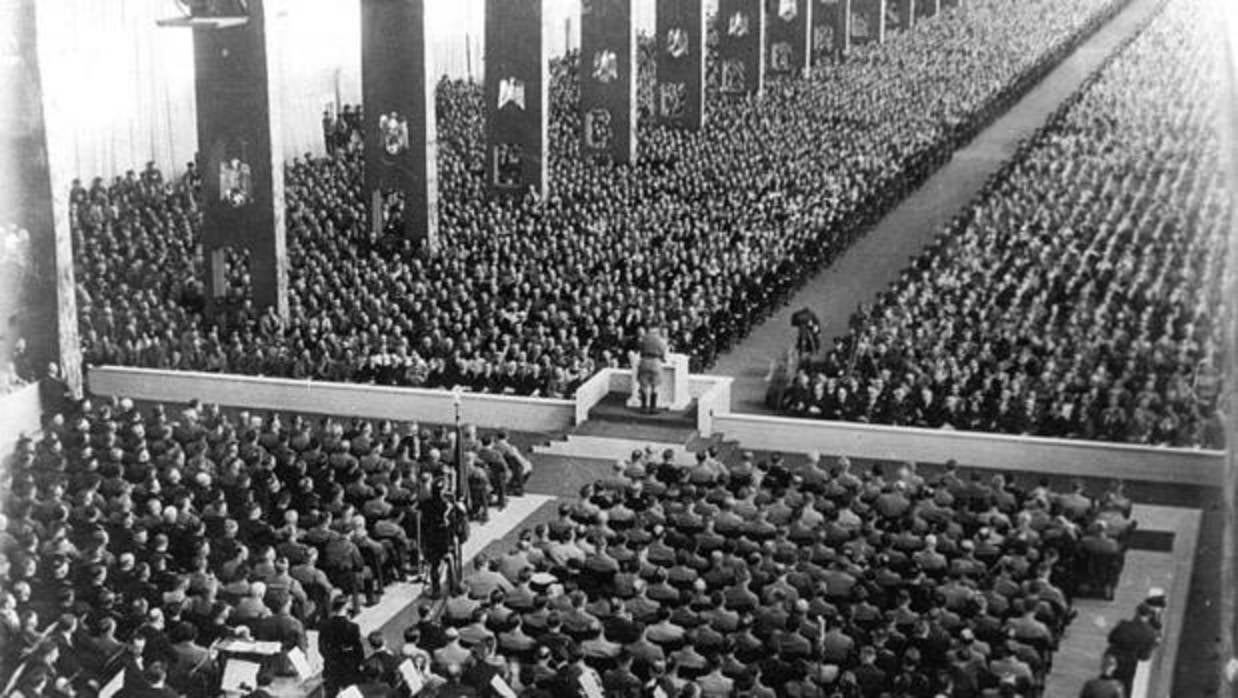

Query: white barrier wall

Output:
[87, 366, 574, 434]
[0, 383, 42, 457]
[714, 412, 1225, 487]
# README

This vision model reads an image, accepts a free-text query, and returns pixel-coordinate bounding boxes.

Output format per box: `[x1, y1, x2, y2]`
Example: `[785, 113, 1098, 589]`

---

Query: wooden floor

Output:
[1044, 504, 1201, 698]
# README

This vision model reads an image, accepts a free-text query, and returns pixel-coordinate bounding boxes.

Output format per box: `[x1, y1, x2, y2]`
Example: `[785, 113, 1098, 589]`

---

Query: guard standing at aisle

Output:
[636, 327, 668, 414]
[319, 596, 364, 696]
[421, 479, 467, 598]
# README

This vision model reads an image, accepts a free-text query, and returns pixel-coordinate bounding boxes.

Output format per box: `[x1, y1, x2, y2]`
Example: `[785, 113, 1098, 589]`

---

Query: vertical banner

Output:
[917, 0, 939, 19]
[811, 0, 850, 64]
[717, 0, 766, 96]
[361, 0, 439, 253]
[193, 0, 288, 319]
[766, 0, 812, 78]
[485, 0, 550, 199]
[655, 0, 706, 129]
[1, 0, 82, 395]
[849, 0, 885, 46]
[580, 0, 637, 164]
[888, 0, 914, 33]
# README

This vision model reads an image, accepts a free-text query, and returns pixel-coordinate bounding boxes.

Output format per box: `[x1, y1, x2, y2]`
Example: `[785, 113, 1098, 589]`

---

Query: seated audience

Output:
[796, 0, 1228, 448]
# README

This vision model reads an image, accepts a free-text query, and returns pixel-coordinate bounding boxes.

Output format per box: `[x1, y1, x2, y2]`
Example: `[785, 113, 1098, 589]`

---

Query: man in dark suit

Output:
[1107, 605, 1158, 696]
[1079, 653, 1126, 698]
[319, 597, 364, 696]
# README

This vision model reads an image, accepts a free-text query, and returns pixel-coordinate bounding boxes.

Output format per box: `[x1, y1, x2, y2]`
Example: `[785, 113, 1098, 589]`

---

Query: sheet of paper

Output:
[220, 659, 261, 693]
[399, 660, 425, 695]
[99, 668, 125, 698]
[490, 674, 518, 698]
[578, 670, 604, 698]
[286, 647, 312, 679]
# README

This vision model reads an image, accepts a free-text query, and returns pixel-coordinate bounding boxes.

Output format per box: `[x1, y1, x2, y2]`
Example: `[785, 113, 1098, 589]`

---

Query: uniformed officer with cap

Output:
[636, 327, 668, 414]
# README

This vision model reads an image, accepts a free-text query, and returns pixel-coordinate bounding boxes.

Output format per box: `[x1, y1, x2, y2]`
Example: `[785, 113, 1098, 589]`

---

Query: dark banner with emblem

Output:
[766, 0, 812, 77]
[849, 0, 885, 46]
[811, 0, 850, 63]
[718, 0, 766, 96]
[655, 0, 706, 129]
[917, 0, 938, 19]
[361, 0, 439, 251]
[580, 0, 637, 163]
[193, 0, 287, 315]
[485, 0, 549, 198]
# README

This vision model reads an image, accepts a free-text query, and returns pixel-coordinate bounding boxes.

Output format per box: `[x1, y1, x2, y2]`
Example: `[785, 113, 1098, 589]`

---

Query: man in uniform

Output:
[421, 480, 465, 598]
[319, 596, 363, 696]
[636, 327, 669, 414]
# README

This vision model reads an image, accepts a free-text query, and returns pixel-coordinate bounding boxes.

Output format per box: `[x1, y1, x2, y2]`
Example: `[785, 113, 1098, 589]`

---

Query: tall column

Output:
[718, 0, 766, 96]
[766, 0, 812, 78]
[849, 0, 885, 46]
[193, 0, 288, 320]
[917, 0, 939, 19]
[812, 0, 851, 64]
[889, 0, 914, 32]
[580, 0, 637, 164]
[485, 0, 550, 199]
[0, 0, 82, 395]
[654, 0, 706, 129]
[361, 0, 439, 254]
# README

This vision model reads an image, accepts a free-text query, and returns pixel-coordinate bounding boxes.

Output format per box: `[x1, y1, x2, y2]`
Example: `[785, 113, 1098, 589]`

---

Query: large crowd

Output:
[0, 394, 532, 697]
[378, 449, 1133, 698]
[0, 389, 1141, 698]
[788, 0, 1229, 448]
[71, 0, 1123, 398]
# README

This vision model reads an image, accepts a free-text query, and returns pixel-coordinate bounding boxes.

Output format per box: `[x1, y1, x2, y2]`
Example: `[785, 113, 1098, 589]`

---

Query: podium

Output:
[626, 352, 692, 411]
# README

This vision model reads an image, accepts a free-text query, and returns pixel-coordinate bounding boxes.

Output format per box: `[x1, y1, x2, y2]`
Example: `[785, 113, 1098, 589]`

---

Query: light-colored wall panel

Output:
[87, 366, 573, 433]
[714, 412, 1224, 486]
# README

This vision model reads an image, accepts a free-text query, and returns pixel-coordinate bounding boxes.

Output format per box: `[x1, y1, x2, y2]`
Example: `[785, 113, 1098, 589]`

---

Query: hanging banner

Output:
[718, 0, 767, 96]
[192, 0, 288, 317]
[361, 0, 439, 252]
[767, 0, 812, 77]
[485, 0, 549, 198]
[655, 0, 706, 129]
[581, 0, 637, 163]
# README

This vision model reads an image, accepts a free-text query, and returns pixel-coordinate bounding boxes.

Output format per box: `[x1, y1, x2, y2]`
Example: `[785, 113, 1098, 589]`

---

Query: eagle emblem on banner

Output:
[727, 12, 750, 37]
[379, 112, 409, 155]
[666, 27, 689, 58]
[779, 0, 798, 21]
[498, 77, 526, 110]
[592, 50, 618, 83]
[852, 13, 869, 38]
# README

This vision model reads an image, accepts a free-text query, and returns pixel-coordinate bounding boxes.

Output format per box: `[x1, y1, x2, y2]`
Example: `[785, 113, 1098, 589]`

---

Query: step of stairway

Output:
[533, 434, 697, 466]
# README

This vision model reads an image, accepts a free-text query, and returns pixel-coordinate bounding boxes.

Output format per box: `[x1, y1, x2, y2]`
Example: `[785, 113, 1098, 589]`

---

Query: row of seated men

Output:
[0, 394, 532, 698]
[318, 447, 1135, 698]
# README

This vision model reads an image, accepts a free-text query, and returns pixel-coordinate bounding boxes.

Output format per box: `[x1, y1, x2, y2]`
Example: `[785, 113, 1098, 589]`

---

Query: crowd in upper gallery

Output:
[63, 0, 1119, 402]
[782, 0, 1229, 449]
